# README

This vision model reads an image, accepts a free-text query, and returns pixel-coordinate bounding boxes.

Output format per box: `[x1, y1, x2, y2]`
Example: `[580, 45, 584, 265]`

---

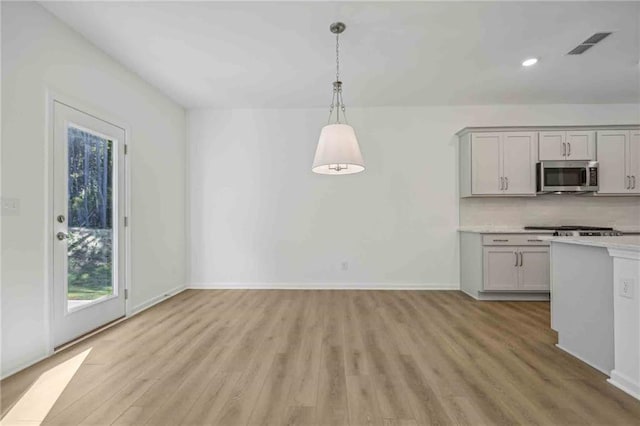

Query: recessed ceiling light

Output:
[522, 58, 538, 67]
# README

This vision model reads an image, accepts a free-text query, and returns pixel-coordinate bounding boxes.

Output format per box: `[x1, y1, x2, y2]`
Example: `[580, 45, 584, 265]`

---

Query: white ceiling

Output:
[42, 1, 640, 109]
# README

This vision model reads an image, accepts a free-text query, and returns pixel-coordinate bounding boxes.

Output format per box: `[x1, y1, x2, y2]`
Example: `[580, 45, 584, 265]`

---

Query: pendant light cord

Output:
[335, 32, 340, 123]
[336, 33, 340, 83]
[326, 26, 348, 125]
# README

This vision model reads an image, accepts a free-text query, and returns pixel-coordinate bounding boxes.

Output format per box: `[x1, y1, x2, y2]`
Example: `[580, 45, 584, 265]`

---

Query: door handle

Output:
[567, 142, 571, 157]
[56, 232, 68, 241]
[562, 143, 566, 157]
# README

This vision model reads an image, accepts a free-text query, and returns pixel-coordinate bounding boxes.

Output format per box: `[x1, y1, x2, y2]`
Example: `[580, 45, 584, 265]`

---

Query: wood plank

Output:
[346, 375, 382, 426]
[0, 290, 638, 426]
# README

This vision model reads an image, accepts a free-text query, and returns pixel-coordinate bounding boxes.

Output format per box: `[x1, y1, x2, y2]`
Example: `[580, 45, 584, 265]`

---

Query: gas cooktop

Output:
[524, 225, 621, 236]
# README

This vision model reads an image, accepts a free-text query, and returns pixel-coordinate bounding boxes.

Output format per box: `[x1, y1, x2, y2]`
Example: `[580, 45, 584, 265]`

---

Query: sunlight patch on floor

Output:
[0, 348, 92, 425]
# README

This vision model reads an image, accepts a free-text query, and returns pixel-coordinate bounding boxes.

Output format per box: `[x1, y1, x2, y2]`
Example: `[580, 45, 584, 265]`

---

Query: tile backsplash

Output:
[460, 196, 640, 228]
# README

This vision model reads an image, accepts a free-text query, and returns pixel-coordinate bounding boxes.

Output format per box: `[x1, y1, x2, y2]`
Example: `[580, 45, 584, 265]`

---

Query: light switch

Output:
[620, 279, 635, 299]
[1, 197, 20, 216]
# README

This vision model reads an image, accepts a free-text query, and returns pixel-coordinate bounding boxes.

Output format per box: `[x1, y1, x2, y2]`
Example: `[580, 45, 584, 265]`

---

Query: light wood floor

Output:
[2, 290, 640, 425]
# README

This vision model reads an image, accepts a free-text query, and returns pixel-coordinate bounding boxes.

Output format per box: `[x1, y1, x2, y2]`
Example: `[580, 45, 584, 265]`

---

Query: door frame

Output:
[45, 89, 132, 354]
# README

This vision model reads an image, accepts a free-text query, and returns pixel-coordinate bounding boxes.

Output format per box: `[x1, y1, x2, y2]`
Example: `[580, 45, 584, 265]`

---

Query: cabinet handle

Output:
[567, 142, 571, 157]
[627, 176, 631, 190]
[493, 239, 509, 242]
[519, 252, 524, 267]
[514, 252, 518, 267]
[527, 239, 539, 242]
[633, 176, 637, 190]
[505, 177, 509, 190]
[499, 177, 504, 190]
[562, 143, 566, 157]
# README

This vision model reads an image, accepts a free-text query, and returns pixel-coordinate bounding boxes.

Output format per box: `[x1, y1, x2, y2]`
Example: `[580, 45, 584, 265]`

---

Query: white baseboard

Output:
[129, 284, 187, 316]
[476, 292, 550, 301]
[459, 289, 550, 301]
[1, 284, 188, 380]
[1, 353, 52, 381]
[555, 343, 611, 376]
[460, 288, 479, 299]
[188, 282, 460, 290]
[609, 370, 640, 400]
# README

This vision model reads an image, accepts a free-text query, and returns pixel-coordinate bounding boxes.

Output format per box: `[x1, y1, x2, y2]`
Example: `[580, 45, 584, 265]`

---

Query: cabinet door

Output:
[629, 131, 640, 194]
[471, 133, 502, 195]
[597, 131, 629, 194]
[518, 247, 550, 291]
[483, 247, 518, 290]
[539, 132, 566, 160]
[502, 132, 537, 195]
[566, 131, 596, 160]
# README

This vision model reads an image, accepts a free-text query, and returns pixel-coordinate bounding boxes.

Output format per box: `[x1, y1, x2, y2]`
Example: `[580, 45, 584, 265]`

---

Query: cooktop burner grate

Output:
[524, 225, 621, 237]
[524, 225, 614, 231]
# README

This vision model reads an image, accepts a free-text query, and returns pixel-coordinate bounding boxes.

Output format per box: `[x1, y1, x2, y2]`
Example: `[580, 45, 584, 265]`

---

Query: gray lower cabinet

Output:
[519, 247, 551, 290]
[483, 245, 550, 291]
[460, 232, 550, 300]
[483, 246, 519, 290]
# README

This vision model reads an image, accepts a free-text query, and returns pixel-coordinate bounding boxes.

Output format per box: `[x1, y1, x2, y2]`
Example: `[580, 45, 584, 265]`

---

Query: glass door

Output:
[52, 101, 126, 347]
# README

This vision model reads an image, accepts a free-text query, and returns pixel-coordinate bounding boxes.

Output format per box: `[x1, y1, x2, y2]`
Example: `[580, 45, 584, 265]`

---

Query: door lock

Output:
[56, 232, 67, 241]
[57, 215, 65, 223]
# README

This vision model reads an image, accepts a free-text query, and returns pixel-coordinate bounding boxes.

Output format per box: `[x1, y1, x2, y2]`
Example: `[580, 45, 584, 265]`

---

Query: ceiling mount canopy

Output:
[312, 22, 365, 175]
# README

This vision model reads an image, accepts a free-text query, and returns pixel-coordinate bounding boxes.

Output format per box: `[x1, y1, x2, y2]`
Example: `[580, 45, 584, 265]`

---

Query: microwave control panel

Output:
[589, 167, 598, 186]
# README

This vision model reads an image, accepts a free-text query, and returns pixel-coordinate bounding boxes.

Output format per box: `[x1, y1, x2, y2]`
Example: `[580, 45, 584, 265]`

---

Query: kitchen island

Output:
[540, 235, 640, 400]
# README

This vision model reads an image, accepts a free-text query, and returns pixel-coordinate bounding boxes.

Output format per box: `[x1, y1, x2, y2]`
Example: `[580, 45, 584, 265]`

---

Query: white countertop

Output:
[458, 226, 554, 234]
[538, 235, 640, 251]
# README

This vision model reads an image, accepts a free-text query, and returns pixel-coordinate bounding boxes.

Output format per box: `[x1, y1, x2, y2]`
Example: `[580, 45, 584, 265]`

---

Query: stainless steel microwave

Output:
[536, 161, 599, 193]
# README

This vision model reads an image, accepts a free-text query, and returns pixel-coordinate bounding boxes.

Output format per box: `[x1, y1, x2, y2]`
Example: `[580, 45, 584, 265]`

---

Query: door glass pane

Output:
[67, 125, 115, 309]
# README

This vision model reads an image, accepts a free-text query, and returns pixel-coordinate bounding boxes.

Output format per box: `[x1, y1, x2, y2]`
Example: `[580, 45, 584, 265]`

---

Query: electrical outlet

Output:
[341, 261, 349, 271]
[620, 279, 635, 299]
[1, 197, 20, 216]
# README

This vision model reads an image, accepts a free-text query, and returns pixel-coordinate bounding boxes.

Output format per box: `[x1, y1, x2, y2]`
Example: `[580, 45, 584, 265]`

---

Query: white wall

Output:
[189, 104, 639, 288]
[190, 107, 460, 288]
[1, 2, 187, 377]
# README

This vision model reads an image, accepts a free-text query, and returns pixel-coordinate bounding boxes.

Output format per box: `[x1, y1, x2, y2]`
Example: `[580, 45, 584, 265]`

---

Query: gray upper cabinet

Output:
[566, 131, 596, 160]
[459, 126, 639, 198]
[502, 133, 538, 195]
[539, 131, 595, 160]
[470, 133, 502, 195]
[631, 131, 640, 194]
[597, 130, 640, 194]
[539, 132, 565, 160]
[461, 131, 538, 197]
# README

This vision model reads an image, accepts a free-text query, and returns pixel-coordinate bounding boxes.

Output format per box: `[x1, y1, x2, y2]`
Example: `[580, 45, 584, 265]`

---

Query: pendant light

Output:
[312, 22, 365, 175]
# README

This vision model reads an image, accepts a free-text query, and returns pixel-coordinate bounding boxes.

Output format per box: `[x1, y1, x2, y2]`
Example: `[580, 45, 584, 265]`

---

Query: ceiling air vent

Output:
[567, 32, 612, 55]
[567, 44, 593, 55]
